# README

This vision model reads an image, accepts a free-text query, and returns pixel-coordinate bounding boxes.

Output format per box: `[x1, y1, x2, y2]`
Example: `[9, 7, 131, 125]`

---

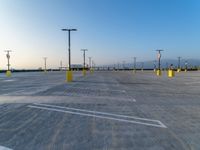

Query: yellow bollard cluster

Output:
[156, 70, 162, 76]
[6, 70, 12, 77]
[66, 70, 73, 82]
[168, 69, 175, 78]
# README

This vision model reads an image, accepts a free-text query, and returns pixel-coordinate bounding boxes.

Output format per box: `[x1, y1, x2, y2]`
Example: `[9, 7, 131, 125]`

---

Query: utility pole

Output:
[43, 57, 47, 72]
[61, 28, 77, 82]
[156, 50, 164, 76]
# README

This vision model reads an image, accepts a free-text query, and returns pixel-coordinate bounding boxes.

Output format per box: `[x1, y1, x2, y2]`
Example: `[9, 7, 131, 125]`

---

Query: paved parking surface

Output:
[0, 71, 200, 150]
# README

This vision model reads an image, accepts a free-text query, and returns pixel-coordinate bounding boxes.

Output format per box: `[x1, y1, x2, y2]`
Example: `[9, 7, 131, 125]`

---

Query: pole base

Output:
[177, 68, 181, 72]
[6, 70, 11, 77]
[156, 70, 162, 76]
[82, 69, 86, 76]
[66, 70, 73, 82]
[168, 70, 175, 78]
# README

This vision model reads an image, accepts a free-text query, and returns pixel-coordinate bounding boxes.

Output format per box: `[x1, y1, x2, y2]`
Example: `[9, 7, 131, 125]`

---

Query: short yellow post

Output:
[82, 69, 86, 76]
[168, 69, 175, 78]
[177, 68, 181, 72]
[66, 70, 73, 82]
[6, 70, 12, 77]
[156, 69, 162, 76]
[185, 69, 187, 72]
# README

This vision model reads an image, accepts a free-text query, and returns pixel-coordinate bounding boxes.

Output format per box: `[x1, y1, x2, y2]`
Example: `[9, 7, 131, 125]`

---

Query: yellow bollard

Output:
[156, 70, 162, 76]
[168, 69, 175, 78]
[177, 68, 181, 73]
[82, 69, 86, 76]
[6, 70, 12, 77]
[185, 69, 187, 72]
[66, 70, 73, 82]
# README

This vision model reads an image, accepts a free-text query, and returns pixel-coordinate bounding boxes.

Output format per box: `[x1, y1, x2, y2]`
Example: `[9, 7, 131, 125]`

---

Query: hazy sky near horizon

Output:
[0, 0, 200, 69]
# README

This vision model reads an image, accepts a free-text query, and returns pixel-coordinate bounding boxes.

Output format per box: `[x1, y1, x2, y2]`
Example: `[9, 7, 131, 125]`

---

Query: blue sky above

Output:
[0, 0, 200, 69]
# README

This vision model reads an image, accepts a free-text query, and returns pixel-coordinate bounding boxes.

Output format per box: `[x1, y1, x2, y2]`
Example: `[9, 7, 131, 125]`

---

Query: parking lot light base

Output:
[66, 70, 73, 82]
[168, 69, 175, 78]
[6, 70, 12, 77]
[156, 70, 162, 76]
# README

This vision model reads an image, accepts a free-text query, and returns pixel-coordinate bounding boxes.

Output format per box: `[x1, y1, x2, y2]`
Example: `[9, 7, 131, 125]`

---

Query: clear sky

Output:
[0, 0, 200, 69]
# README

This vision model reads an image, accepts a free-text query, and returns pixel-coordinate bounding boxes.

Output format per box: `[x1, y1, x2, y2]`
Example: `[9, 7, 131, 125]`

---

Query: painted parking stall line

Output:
[28, 103, 167, 128]
[0, 145, 13, 150]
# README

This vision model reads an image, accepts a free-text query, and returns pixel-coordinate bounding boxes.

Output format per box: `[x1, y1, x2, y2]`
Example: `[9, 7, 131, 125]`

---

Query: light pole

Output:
[61, 28, 77, 82]
[177, 57, 181, 72]
[141, 62, 144, 71]
[185, 60, 188, 72]
[5, 50, 12, 77]
[133, 57, 136, 73]
[156, 50, 163, 76]
[88, 57, 92, 69]
[81, 49, 88, 76]
[43, 57, 47, 72]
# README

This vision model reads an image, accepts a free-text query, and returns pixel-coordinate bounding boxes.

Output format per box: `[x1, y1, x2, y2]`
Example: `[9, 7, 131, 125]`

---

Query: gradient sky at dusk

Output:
[0, 0, 200, 69]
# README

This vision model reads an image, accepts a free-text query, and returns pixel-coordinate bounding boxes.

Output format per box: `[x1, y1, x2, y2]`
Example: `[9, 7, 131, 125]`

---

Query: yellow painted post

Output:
[6, 70, 12, 77]
[66, 70, 73, 82]
[82, 69, 86, 76]
[177, 68, 181, 73]
[168, 69, 175, 78]
[156, 69, 162, 76]
[185, 69, 187, 72]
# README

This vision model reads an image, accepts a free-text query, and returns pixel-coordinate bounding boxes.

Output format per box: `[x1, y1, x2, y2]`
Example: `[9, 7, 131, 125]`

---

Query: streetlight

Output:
[177, 57, 181, 72]
[43, 57, 47, 73]
[81, 49, 88, 76]
[156, 50, 164, 76]
[61, 28, 77, 82]
[133, 57, 137, 73]
[185, 60, 188, 72]
[141, 62, 144, 71]
[5, 50, 12, 77]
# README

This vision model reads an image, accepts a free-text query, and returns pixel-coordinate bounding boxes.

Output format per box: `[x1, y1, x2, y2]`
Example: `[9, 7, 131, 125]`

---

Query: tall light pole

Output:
[133, 57, 136, 73]
[88, 57, 92, 69]
[5, 50, 12, 77]
[156, 50, 163, 70]
[177, 57, 181, 72]
[81, 49, 88, 76]
[141, 62, 144, 71]
[5, 50, 12, 71]
[61, 28, 77, 82]
[43, 57, 47, 72]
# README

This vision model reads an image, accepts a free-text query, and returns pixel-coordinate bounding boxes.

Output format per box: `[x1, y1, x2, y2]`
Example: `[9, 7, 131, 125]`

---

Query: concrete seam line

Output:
[28, 105, 167, 128]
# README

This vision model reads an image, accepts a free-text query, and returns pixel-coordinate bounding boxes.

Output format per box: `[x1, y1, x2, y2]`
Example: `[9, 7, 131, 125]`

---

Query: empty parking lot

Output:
[0, 71, 200, 150]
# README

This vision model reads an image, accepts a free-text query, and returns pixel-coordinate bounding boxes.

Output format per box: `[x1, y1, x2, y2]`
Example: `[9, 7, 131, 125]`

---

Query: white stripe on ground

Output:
[33, 103, 160, 124]
[0, 146, 13, 150]
[28, 105, 167, 128]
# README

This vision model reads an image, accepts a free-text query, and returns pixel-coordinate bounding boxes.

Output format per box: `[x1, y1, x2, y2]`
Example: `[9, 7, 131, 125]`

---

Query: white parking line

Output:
[33, 103, 160, 123]
[28, 104, 167, 128]
[0, 146, 13, 150]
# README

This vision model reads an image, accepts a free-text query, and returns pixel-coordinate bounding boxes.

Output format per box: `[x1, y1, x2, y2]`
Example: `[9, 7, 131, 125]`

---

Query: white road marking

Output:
[2, 80, 15, 82]
[0, 146, 13, 150]
[28, 104, 167, 128]
[33, 103, 158, 123]
[67, 87, 126, 93]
